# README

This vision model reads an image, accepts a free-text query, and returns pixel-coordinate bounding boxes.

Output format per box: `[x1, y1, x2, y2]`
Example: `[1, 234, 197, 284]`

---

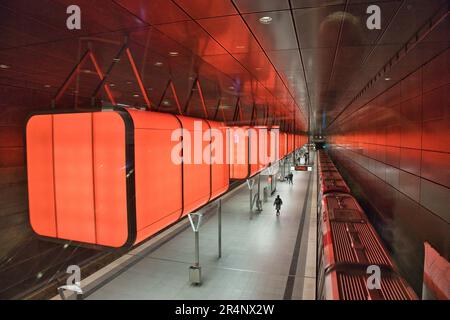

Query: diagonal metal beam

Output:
[183, 77, 198, 115]
[156, 79, 171, 112]
[91, 42, 128, 107]
[126, 48, 151, 110]
[52, 50, 90, 108]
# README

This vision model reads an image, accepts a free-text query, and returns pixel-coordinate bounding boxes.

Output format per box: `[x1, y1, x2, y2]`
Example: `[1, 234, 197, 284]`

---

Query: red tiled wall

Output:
[329, 49, 450, 223]
[0, 85, 55, 255]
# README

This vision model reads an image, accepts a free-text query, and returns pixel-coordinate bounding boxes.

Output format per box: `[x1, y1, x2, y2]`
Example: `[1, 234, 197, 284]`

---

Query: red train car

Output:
[26, 109, 229, 248]
[319, 170, 344, 181]
[319, 165, 339, 173]
[317, 193, 417, 300]
[319, 178, 351, 195]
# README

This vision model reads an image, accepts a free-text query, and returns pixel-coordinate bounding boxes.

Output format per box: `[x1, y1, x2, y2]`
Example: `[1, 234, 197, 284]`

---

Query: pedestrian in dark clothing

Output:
[273, 195, 283, 216]
[288, 172, 293, 185]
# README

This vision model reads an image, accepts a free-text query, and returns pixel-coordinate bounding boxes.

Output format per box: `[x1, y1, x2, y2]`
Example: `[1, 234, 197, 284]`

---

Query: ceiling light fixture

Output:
[133, 94, 140, 98]
[110, 83, 115, 87]
[228, 86, 235, 90]
[44, 84, 51, 88]
[168, 51, 179, 56]
[259, 16, 273, 24]
[154, 61, 163, 67]
[0, 64, 10, 69]
[236, 45, 245, 49]
[384, 77, 391, 81]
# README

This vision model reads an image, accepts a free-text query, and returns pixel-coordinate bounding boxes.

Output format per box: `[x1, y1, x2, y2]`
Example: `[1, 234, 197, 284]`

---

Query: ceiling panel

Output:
[0, 0, 147, 49]
[242, 10, 298, 51]
[174, 0, 237, 19]
[293, 5, 345, 49]
[155, 20, 227, 57]
[377, 0, 448, 45]
[0, 0, 446, 134]
[233, 0, 290, 13]
[198, 15, 263, 54]
[292, 0, 346, 9]
[267, 50, 302, 72]
[113, 0, 189, 25]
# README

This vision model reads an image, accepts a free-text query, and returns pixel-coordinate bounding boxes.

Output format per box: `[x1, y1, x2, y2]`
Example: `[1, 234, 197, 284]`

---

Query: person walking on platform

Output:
[273, 195, 283, 216]
[288, 172, 294, 185]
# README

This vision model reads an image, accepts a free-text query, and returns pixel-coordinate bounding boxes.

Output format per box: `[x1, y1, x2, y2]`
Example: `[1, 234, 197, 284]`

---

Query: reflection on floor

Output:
[84, 161, 317, 300]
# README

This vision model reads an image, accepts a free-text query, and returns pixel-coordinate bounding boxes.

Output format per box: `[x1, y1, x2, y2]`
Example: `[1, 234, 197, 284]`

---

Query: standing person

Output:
[288, 172, 294, 185]
[305, 151, 309, 164]
[273, 195, 283, 216]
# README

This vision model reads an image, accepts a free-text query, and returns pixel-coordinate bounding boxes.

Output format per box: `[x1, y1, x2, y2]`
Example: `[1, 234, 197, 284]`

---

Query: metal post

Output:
[258, 175, 261, 198]
[218, 199, 222, 259]
[247, 178, 260, 219]
[247, 178, 254, 212]
[188, 213, 202, 285]
[249, 184, 253, 211]
[194, 230, 200, 267]
[256, 174, 262, 211]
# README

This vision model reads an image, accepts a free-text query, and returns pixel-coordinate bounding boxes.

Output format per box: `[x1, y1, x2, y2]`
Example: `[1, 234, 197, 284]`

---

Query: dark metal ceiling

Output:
[0, 0, 448, 133]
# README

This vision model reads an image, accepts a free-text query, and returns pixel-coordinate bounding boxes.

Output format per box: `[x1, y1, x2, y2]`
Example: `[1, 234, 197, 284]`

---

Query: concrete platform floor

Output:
[85, 157, 317, 300]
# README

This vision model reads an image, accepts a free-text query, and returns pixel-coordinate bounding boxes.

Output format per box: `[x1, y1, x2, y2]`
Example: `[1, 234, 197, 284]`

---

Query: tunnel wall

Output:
[327, 48, 450, 294]
[0, 86, 108, 298]
[0, 87, 55, 253]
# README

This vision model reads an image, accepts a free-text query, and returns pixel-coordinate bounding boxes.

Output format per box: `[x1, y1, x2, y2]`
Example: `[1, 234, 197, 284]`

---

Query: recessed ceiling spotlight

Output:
[259, 16, 273, 24]
[154, 61, 163, 67]
[44, 84, 51, 88]
[110, 83, 115, 87]
[228, 86, 235, 90]
[147, 87, 153, 91]
[127, 81, 133, 85]
[236, 45, 246, 49]
[113, 58, 121, 63]
[384, 77, 391, 81]
[162, 100, 171, 106]
[255, 67, 262, 71]
[133, 94, 140, 98]
[0, 64, 10, 69]
[168, 51, 179, 56]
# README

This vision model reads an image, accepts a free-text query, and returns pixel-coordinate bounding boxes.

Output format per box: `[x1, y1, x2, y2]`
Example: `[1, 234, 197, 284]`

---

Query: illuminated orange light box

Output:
[26, 109, 229, 248]
[229, 126, 278, 179]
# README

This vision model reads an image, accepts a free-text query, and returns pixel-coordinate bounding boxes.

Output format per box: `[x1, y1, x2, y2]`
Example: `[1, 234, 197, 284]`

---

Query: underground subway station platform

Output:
[0, 0, 448, 315]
